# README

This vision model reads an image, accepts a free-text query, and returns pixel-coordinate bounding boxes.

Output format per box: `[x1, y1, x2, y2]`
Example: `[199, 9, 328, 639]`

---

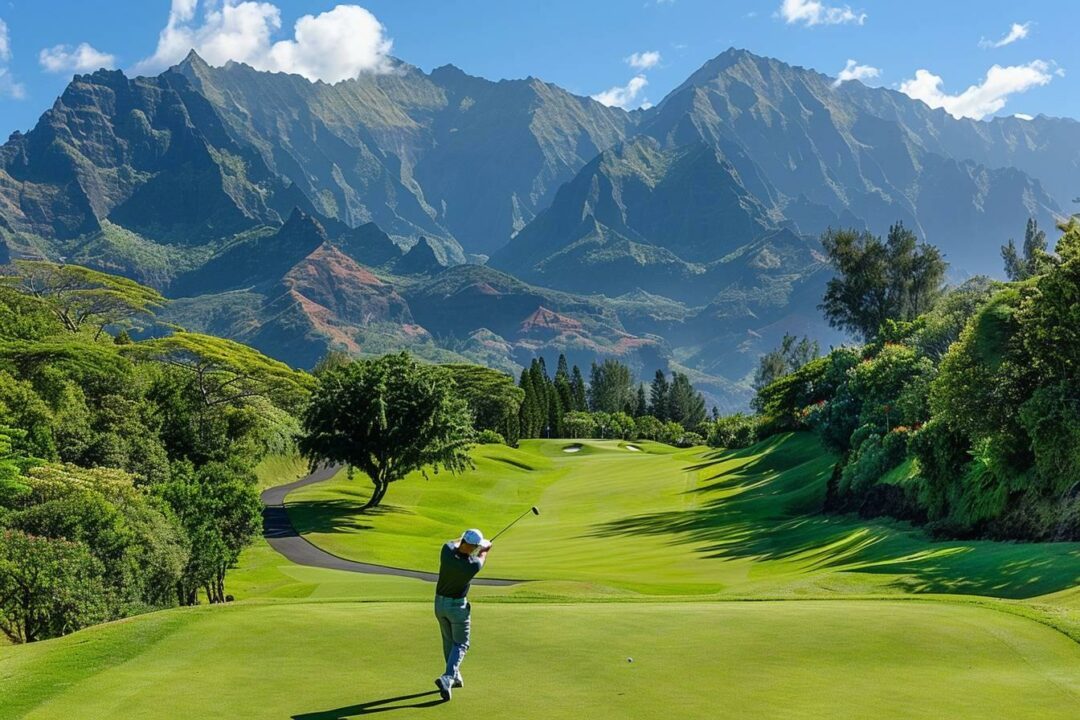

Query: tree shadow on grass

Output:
[286, 498, 410, 536]
[292, 691, 445, 719]
[591, 435, 1080, 599]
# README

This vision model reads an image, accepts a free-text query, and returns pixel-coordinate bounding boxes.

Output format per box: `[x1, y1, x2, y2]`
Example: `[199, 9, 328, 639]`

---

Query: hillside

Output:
[2, 48, 1078, 405]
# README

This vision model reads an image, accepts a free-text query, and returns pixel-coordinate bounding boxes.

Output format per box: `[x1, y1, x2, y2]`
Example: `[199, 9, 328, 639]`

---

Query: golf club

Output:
[489, 506, 540, 542]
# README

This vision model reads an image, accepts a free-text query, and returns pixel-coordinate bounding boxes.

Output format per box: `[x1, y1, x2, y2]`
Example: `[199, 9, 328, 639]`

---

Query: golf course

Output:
[2, 434, 1079, 718]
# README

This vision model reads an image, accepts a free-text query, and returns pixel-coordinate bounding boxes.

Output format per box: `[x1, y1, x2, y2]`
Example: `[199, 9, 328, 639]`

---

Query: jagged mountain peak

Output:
[280, 207, 327, 239]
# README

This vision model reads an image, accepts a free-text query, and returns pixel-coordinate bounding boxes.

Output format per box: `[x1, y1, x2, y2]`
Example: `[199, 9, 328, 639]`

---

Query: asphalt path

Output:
[260, 466, 520, 586]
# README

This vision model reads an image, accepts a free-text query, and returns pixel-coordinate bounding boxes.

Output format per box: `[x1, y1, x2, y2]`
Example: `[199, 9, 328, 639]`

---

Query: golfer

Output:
[434, 528, 491, 701]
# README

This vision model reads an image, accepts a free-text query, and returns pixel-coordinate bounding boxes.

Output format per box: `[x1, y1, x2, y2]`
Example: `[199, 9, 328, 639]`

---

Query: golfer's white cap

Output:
[462, 528, 484, 545]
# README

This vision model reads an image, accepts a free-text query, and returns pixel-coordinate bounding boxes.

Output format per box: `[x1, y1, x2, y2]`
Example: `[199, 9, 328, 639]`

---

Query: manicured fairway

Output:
[3, 434, 1079, 719]
[286, 435, 1080, 599]
[4, 599, 1079, 719]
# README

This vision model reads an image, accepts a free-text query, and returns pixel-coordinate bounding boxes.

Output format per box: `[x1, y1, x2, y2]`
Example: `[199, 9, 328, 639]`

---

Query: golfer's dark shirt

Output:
[436, 542, 483, 598]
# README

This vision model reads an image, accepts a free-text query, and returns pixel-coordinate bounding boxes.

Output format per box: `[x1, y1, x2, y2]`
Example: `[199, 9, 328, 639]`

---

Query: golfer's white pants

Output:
[434, 595, 471, 679]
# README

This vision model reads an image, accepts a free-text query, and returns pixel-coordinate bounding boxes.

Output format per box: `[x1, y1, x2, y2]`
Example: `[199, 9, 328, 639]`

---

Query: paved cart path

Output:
[260, 466, 521, 586]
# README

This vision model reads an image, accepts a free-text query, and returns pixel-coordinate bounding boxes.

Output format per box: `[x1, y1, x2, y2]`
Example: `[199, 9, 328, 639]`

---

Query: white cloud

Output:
[980, 22, 1031, 49]
[39, 43, 117, 74]
[592, 75, 648, 109]
[133, 1, 393, 82]
[778, 0, 866, 27]
[899, 61, 1056, 120]
[0, 18, 9, 63]
[832, 59, 880, 87]
[1013, 113, 1034, 121]
[626, 51, 661, 70]
[0, 18, 25, 99]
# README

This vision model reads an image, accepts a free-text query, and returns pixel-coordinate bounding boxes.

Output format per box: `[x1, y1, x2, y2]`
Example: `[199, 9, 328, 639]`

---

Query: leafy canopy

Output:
[819, 223, 946, 341]
[1, 261, 165, 339]
[299, 353, 473, 509]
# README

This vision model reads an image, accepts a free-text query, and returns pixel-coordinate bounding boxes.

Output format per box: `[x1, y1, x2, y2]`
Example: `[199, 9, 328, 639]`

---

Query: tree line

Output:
[718, 219, 1080, 541]
[0, 261, 310, 642]
[515, 356, 709, 441]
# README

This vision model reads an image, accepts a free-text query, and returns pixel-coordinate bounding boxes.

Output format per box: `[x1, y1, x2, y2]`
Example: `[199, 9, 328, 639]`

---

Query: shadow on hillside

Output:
[591, 440, 1080, 600]
[292, 690, 444, 718]
[286, 498, 409, 536]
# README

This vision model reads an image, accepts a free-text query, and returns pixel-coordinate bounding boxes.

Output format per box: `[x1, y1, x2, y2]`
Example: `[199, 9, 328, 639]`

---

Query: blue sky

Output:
[1, 1, 1077, 138]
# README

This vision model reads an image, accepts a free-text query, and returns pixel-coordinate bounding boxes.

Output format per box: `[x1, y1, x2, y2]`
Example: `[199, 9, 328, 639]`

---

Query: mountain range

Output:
[1, 47, 1076, 409]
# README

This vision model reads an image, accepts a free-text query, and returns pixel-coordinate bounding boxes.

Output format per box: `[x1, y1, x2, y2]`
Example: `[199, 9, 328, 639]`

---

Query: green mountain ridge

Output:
[2, 47, 1078, 409]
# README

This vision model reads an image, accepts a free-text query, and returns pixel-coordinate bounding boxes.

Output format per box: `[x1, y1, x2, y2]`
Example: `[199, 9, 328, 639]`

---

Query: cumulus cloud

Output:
[133, 1, 393, 82]
[626, 51, 661, 70]
[592, 75, 648, 109]
[39, 43, 117, 74]
[0, 18, 25, 99]
[778, 0, 866, 27]
[899, 61, 1056, 120]
[980, 22, 1031, 49]
[832, 59, 880, 87]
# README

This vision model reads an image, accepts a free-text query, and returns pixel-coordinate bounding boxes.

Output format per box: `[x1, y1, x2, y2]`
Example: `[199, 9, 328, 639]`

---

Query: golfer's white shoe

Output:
[435, 675, 453, 701]
[452, 673, 464, 688]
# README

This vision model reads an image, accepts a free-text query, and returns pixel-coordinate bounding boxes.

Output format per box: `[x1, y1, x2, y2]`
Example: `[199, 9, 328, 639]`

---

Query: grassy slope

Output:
[286, 435, 1080, 600]
[3, 434, 1079, 719]
[4, 601, 1078, 719]
[254, 453, 309, 491]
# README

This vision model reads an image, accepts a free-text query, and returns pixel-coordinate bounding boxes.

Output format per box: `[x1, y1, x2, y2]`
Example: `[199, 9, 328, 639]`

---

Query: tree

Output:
[570, 365, 588, 411]
[5, 466, 187, 612]
[157, 461, 261, 604]
[634, 384, 648, 417]
[298, 353, 473, 509]
[562, 411, 596, 439]
[1001, 218, 1056, 281]
[588, 359, 634, 414]
[442, 364, 524, 444]
[0, 529, 107, 643]
[0, 427, 39, 507]
[528, 358, 559, 437]
[649, 370, 670, 420]
[128, 332, 313, 410]
[553, 356, 575, 431]
[517, 367, 543, 439]
[753, 334, 821, 392]
[668, 372, 707, 428]
[819, 224, 946, 341]
[634, 415, 664, 440]
[1, 261, 164, 340]
[132, 333, 313, 465]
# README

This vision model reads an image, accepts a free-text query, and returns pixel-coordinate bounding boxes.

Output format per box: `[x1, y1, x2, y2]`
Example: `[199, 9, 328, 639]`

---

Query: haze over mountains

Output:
[1, 47, 1076, 408]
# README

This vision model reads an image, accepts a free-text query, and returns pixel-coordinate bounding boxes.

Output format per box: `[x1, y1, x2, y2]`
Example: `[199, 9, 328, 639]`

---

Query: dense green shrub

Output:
[0, 528, 109, 643]
[707, 413, 759, 449]
[476, 429, 507, 445]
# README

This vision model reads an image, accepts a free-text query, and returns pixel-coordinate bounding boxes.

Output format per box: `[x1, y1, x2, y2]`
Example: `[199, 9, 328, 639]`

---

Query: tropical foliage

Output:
[0, 263, 307, 642]
[746, 219, 1080, 540]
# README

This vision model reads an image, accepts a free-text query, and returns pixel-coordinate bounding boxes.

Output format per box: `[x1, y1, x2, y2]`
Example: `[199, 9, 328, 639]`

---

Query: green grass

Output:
[285, 435, 1080, 600]
[254, 453, 309, 491]
[2, 433, 1079, 719]
[4, 600, 1079, 719]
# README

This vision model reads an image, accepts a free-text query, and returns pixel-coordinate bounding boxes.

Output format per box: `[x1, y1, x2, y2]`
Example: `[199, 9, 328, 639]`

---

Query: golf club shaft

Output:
[490, 508, 533, 541]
